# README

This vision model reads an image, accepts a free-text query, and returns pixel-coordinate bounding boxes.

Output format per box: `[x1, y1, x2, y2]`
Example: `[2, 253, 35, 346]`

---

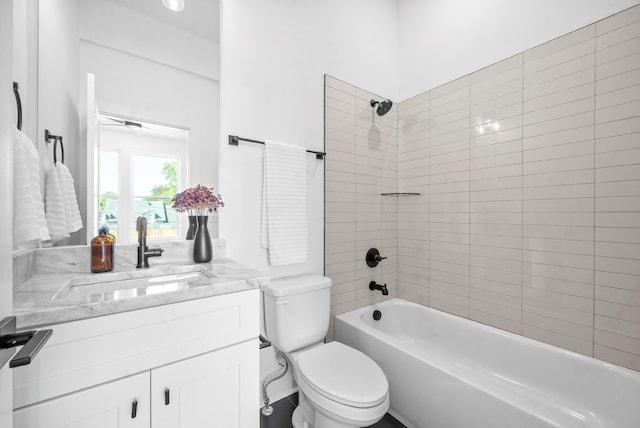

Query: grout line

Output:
[592, 37, 597, 359]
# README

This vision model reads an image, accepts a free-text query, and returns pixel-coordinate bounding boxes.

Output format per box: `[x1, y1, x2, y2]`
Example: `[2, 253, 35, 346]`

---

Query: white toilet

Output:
[262, 274, 390, 428]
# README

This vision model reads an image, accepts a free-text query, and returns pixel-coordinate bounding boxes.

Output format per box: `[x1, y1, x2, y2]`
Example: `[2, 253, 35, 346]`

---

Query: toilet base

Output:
[291, 394, 379, 428]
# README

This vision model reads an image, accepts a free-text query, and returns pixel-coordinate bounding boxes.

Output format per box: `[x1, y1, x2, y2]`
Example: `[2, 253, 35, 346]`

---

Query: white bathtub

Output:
[335, 298, 640, 428]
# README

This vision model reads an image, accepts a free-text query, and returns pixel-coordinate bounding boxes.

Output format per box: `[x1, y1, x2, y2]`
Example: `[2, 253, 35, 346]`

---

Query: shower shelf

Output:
[381, 192, 421, 196]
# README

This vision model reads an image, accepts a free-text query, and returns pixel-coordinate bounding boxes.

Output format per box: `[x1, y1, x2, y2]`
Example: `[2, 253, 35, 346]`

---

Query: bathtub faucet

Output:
[369, 281, 389, 296]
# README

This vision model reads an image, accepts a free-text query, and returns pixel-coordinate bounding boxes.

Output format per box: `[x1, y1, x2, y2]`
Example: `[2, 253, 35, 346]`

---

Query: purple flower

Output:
[171, 185, 224, 216]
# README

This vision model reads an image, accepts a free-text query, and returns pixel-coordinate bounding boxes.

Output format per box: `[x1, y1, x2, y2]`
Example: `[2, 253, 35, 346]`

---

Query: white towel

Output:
[56, 162, 83, 233]
[261, 140, 308, 266]
[45, 165, 70, 240]
[12, 127, 50, 245]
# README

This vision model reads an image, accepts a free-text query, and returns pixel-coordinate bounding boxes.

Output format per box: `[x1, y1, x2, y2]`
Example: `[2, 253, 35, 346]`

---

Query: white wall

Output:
[219, 0, 399, 404]
[397, 0, 640, 100]
[219, 0, 398, 278]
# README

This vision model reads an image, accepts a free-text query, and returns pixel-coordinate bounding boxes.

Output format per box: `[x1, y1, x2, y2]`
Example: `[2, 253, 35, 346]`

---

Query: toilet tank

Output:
[262, 275, 332, 352]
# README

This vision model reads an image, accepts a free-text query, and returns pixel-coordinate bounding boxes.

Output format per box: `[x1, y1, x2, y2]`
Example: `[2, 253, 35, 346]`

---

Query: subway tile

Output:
[470, 309, 522, 334]
[471, 233, 522, 249]
[524, 198, 593, 213]
[596, 5, 640, 37]
[594, 329, 640, 355]
[523, 183, 594, 200]
[470, 265, 523, 286]
[596, 52, 640, 80]
[470, 255, 523, 274]
[595, 84, 640, 111]
[523, 249, 594, 270]
[597, 34, 640, 65]
[429, 294, 469, 319]
[524, 140, 594, 164]
[596, 285, 640, 307]
[596, 255, 640, 276]
[524, 261, 594, 285]
[523, 224, 594, 241]
[523, 324, 593, 355]
[596, 179, 640, 197]
[596, 270, 640, 292]
[596, 147, 640, 168]
[524, 126, 594, 151]
[326, 75, 356, 92]
[523, 212, 594, 227]
[595, 300, 640, 323]
[524, 83, 594, 113]
[523, 311, 593, 342]
[524, 54, 595, 90]
[595, 315, 640, 340]
[596, 100, 640, 125]
[596, 68, 640, 94]
[523, 236, 593, 255]
[596, 195, 640, 212]
[595, 164, 640, 182]
[471, 54, 523, 85]
[596, 212, 640, 228]
[524, 24, 595, 63]
[524, 112, 594, 138]
[594, 344, 640, 372]
[523, 298, 593, 327]
[524, 274, 593, 299]
[524, 67, 594, 99]
[524, 98, 594, 126]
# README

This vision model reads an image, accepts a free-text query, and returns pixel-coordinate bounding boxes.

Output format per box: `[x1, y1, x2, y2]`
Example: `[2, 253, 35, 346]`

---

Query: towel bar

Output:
[228, 134, 326, 159]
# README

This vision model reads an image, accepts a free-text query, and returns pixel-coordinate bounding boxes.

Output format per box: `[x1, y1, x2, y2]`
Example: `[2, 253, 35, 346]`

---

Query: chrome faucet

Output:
[369, 281, 389, 296]
[136, 216, 164, 268]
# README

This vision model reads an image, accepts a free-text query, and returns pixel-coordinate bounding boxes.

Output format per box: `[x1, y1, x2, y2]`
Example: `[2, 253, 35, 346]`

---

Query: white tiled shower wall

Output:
[324, 5, 640, 372]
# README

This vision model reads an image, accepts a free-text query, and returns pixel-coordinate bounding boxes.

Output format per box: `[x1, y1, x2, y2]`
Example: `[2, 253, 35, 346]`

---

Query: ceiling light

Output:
[162, 0, 184, 12]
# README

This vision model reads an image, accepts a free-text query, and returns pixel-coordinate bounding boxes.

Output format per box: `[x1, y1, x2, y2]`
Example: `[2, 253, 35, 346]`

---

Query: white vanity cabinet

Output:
[152, 340, 256, 427]
[12, 288, 260, 428]
[14, 372, 150, 428]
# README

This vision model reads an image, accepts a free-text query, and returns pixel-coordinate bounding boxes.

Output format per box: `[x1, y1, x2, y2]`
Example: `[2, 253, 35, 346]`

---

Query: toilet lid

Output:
[297, 342, 388, 408]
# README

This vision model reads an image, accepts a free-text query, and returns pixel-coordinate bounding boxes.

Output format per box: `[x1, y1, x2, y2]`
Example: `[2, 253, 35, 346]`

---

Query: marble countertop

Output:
[13, 258, 269, 329]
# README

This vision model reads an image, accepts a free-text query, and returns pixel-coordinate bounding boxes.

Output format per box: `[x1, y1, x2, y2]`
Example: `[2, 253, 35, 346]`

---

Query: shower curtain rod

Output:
[228, 135, 326, 159]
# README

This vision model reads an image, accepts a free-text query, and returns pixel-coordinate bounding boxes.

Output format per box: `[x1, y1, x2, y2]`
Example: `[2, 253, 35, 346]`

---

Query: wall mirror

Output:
[14, 0, 220, 247]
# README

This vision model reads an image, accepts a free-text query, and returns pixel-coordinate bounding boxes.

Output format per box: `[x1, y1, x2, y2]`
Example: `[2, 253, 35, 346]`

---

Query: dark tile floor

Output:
[260, 393, 406, 428]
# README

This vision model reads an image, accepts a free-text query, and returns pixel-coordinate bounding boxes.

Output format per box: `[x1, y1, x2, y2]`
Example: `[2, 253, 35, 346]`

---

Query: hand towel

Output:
[45, 165, 70, 240]
[261, 140, 308, 266]
[56, 162, 83, 233]
[12, 127, 50, 245]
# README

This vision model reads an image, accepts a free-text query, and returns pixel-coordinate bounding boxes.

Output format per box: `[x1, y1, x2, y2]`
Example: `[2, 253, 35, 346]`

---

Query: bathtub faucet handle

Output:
[366, 248, 387, 267]
[369, 281, 389, 296]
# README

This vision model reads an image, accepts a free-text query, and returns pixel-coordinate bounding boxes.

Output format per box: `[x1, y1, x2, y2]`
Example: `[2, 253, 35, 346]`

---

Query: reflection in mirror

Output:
[98, 115, 189, 244]
[26, 0, 220, 247]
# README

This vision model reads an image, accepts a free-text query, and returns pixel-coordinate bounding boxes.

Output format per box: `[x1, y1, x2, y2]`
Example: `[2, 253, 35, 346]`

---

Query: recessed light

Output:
[162, 0, 184, 12]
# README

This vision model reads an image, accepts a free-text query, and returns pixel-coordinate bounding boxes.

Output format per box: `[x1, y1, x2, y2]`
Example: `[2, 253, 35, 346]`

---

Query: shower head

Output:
[370, 99, 393, 116]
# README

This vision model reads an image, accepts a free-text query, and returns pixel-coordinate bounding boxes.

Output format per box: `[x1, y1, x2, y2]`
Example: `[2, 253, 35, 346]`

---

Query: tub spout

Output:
[369, 281, 389, 296]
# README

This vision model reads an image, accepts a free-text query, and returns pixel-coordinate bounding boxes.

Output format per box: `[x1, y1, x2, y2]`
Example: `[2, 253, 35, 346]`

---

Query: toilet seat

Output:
[296, 342, 388, 408]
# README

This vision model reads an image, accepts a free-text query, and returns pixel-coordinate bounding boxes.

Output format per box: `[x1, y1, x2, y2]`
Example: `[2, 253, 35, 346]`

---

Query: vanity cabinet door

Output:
[14, 372, 150, 428]
[151, 339, 258, 428]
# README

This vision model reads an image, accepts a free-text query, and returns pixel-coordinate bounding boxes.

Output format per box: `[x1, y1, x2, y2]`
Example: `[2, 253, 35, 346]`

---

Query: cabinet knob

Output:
[131, 400, 138, 419]
[165, 388, 170, 405]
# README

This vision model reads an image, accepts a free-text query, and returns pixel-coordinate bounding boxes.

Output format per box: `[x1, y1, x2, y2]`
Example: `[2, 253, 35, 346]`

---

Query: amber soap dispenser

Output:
[91, 225, 115, 273]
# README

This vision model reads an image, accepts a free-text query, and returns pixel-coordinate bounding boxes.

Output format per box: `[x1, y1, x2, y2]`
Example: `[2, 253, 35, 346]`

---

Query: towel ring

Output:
[53, 137, 64, 164]
[13, 82, 22, 131]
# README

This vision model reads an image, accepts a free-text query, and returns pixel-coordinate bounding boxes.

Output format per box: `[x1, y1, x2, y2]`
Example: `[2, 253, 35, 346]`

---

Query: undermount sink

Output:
[53, 265, 218, 303]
